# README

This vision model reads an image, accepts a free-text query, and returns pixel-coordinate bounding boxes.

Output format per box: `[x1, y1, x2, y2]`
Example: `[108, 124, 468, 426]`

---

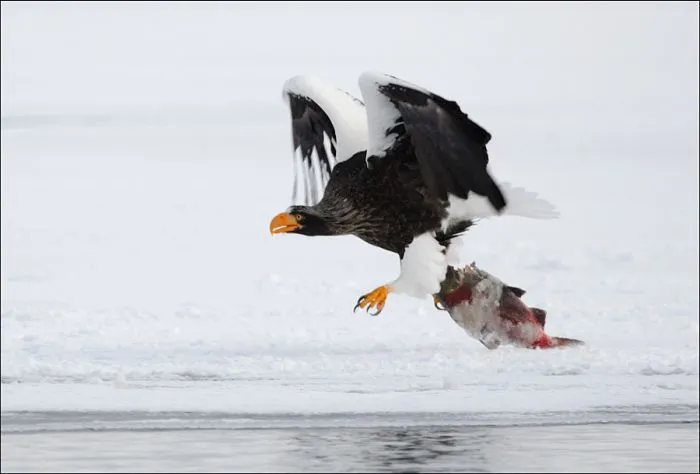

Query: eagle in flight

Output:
[269, 71, 558, 315]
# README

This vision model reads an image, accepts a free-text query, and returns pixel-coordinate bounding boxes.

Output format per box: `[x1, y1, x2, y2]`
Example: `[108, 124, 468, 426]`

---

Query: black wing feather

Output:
[379, 83, 506, 212]
[287, 92, 338, 205]
[435, 219, 476, 246]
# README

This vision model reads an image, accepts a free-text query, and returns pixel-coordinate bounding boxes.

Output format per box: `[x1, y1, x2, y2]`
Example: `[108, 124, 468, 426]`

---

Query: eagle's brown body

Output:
[296, 151, 471, 257]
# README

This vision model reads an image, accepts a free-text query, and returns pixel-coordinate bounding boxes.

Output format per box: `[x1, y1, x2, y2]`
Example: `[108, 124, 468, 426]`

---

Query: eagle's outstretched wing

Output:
[282, 75, 368, 206]
[357, 71, 559, 220]
[357, 71, 505, 211]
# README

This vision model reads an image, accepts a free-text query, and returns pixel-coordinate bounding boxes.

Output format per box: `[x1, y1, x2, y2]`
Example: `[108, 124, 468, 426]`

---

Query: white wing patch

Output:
[283, 75, 369, 163]
[357, 71, 405, 160]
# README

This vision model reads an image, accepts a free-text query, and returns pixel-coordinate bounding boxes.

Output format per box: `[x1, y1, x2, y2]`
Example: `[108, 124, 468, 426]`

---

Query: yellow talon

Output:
[354, 285, 391, 316]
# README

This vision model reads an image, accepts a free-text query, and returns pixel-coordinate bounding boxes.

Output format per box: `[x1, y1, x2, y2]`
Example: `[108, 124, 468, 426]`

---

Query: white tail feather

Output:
[498, 182, 561, 219]
[446, 182, 560, 222]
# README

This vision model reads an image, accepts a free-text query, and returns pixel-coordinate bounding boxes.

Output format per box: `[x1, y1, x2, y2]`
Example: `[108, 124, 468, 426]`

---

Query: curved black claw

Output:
[353, 298, 362, 313]
[353, 294, 384, 316]
[433, 295, 446, 311]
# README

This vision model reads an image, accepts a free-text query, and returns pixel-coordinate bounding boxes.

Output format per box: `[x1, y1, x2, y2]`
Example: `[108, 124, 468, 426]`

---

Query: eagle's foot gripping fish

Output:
[435, 263, 584, 350]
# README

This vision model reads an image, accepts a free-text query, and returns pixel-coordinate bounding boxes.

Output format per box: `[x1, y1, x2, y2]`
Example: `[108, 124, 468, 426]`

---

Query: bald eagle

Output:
[269, 71, 558, 315]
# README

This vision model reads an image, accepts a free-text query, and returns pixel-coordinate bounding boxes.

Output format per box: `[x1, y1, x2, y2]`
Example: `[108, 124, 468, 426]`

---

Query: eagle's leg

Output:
[354, 285, 392, 316]
[354, 232, 450, 316]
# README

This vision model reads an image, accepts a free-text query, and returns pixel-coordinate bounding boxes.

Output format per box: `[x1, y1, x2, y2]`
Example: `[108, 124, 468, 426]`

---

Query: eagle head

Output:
[269, 206, 333, 236]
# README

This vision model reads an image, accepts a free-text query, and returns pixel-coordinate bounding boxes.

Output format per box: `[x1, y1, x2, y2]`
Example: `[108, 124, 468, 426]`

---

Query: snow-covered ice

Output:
[1, 1, 698, 430]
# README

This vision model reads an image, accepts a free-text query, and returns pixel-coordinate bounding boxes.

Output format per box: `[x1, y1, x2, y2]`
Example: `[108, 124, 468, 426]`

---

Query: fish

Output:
[434, 263, 584, 350]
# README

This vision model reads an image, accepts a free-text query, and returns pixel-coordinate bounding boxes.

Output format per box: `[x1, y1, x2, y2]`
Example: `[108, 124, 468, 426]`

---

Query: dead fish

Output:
[435, 263, 584, 350]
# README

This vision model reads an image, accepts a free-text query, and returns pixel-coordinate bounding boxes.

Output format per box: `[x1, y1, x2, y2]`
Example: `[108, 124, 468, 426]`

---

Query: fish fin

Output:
[547, 337, 585, 348]
[506, 285, 526, 298]
[531, 307, 547, 327]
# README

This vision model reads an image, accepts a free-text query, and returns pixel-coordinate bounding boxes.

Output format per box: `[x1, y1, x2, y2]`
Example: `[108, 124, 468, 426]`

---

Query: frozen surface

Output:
[1, 0, 698, 440]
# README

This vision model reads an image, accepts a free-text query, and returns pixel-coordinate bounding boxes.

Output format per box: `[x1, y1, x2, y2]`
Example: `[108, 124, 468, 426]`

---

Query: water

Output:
[2, 418, 698, 473]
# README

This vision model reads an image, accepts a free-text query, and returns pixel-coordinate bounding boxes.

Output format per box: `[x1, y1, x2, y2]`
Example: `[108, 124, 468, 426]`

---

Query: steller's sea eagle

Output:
[269, 71, 558, 315]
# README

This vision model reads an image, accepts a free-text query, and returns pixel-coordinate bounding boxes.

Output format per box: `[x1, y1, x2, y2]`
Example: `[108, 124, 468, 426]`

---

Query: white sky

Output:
[1, 1, 698, 164]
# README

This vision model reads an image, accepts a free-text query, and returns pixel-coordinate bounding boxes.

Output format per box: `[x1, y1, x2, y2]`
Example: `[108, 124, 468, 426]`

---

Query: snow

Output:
[1, 2, 698, 423]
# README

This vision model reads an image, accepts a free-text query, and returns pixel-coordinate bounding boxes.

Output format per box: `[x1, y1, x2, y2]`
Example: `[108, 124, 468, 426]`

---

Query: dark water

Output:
[2, 422, 698, 473]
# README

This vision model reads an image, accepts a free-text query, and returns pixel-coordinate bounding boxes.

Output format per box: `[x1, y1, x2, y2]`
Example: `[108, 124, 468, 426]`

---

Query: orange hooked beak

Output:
[269, 212, 300, 234]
